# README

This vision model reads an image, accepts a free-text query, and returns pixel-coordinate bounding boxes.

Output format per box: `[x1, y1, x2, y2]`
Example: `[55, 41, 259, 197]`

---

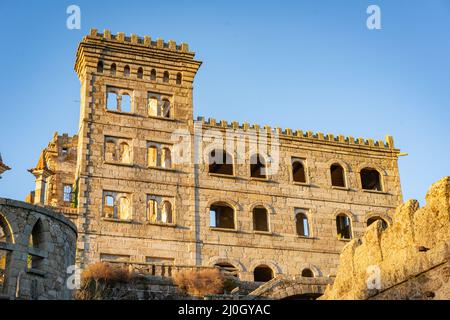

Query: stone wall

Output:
[0, 198, 77, 300]
[320, 177, 450, 300]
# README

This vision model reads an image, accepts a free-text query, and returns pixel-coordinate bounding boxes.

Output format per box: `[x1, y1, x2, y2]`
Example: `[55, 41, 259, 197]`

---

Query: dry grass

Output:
[173, 268, 225, 297]
[75, 262, 134, 300]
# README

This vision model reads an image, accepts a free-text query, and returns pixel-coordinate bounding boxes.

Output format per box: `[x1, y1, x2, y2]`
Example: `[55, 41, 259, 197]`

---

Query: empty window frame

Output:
[210, 203, 235, 229]
[147, 142, 172, 169]
[360, 168, 382, 191]
[295, 209, 310, 237]
[208, 149, 234, 176]
[28, 219, 45, 270]
[106, 87, 134, 113]
[150, 69, 157, 81]
[336, 214, 352, 240]
[110, 63, 117, 76]
[97, 60, 104, 73]
[124, 65, 130, 77]
[292, 158, 307, 183]
[146, 195, 174, 224]
[253, 265, 274, 282]
[330, 163, 346, 187]
[147, 92, 172, 118]
[253, 206, 269, 232]
[163, 71, 169, 83]
[176, 72, 182, 85]
[63, 184, 73, 202]
[250, 154, 267, 179]
[137, 67, 144, 79]
[301, 268, 314, 278]
[104, 137, 132, 164]
[103, 191, 132, 220]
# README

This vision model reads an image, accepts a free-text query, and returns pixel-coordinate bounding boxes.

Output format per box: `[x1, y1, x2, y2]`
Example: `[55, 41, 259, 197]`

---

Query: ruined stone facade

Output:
[28, 29, 403, 283]
[320, 177, 450, 300]
[0, 198, 77, 300]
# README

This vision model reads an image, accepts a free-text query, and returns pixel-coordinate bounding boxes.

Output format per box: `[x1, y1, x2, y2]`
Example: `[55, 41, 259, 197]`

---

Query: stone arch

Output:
[325, 159, 351, 173]
[297, 263, 322, 277]
[249, 202, 275, 215]
[249, 259, 283, 275]
[356, 162, 387, 176]
[25, 216, 51, 251]
[0, 212, 15, 244]
[333, 209, 356, 221]
[208, 256, 246, 273]
[206, 198, 242, 213]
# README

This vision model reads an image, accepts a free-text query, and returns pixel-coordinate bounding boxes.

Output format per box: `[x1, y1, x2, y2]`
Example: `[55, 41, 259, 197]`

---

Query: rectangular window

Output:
[63, 185, 72, 202]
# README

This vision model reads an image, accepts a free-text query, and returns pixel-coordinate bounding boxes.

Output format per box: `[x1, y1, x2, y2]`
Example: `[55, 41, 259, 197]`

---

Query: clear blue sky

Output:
[0, 0, 449, 205]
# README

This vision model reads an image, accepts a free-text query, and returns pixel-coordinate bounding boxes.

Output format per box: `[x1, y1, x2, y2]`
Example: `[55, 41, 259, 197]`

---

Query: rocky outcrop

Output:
[320, 177, 450, 300]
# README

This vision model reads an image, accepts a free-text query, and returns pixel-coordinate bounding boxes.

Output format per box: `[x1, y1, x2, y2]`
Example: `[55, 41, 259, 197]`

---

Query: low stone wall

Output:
[0, 198, 77, 300]
[320, 177, 450, 300]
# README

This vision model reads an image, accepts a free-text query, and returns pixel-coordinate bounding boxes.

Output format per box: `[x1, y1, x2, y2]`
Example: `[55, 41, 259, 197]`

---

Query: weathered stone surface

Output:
[320, 177, 450, 300]
[0, 198, 77, 300]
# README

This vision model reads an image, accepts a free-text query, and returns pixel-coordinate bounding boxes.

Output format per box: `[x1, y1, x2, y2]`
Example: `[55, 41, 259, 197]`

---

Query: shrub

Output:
[173, 268, 225, 297]
[75, 262, 134, 300]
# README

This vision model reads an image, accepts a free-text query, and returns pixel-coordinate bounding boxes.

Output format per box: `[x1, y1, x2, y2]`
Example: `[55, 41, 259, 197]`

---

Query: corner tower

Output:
[73, 29, 202, 267]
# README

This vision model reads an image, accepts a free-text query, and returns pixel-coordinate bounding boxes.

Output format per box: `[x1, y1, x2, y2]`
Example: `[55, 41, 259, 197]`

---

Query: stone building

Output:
[27, 29, 403, 283]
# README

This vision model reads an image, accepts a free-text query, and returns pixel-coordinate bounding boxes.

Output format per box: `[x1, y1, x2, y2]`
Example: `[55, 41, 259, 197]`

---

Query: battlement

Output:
[87, 28, 193, 54]
[195, 116, 397, 151]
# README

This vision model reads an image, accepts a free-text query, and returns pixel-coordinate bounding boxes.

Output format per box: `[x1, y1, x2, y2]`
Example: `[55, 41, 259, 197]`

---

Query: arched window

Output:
[147, 199, 158, 222]
[28, 219, 45, 270]
[176, 72, 182, 85]
[124, 65, 131, 77]
[161, 99, 171, 118]
[301, 268, 314, 278]
[162, 147, 171, 169]
[253, 207, 269, 232]
[161, 201, 173, 224]
[330, 164, 346, 187]
[361, 168, 382, 191]
[118, 197, 131, 220]
[137, 67, 143, 79]
[336, 214, 352, 240]
[110, 63, 116, 76]
[97, 60, 104, 73]
[119, 142, 131, 164]
[104, 195, 114, 218]
[367, 217, 388, 230]
[150, 69, 157, 81]
[296, 210, 310, 237]
[250, 154, 267, 179]
[292, 159, 306, 183]
[210, 203, 235, 229]
[214, 263, 239, 278]
[147, 145, 158, 167]
[253, 265, 274, 282]
[121, 93, 131, 113]
[209, 149, 233, 175]
[148, 97, 158, 117]
[163, 71, 169, 83]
